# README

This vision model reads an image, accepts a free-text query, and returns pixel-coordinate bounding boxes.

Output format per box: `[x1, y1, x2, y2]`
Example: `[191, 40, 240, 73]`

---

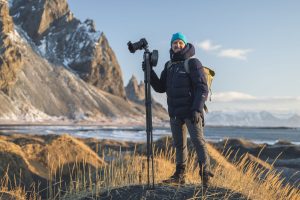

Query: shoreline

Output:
[0, 124, 300, 145]
[0, 122, 299, 129]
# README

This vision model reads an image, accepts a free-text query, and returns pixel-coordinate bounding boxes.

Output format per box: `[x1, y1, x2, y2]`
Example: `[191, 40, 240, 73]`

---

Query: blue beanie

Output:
[171, 32, 187, 45]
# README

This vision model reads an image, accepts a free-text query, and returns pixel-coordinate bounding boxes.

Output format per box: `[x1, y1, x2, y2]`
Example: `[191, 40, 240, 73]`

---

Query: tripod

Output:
[127, 38, 158, 189]
[143, 49, 155, 189]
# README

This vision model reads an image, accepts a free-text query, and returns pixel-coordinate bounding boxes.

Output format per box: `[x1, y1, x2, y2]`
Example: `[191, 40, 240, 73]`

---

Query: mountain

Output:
[9, 0, 125, 98]
[125, 75, 168, 120]
[0, 0, 168, 123]
[205, 111, 300, 127]
[125, 75, 145, 102]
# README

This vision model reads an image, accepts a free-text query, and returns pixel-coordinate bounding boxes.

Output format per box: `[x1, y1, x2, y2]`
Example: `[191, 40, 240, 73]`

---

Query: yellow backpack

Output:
[167, 58, 215, 113]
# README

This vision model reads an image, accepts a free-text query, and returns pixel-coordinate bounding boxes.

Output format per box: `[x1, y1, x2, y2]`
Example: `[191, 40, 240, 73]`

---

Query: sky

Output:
[68, 0, 300, 114]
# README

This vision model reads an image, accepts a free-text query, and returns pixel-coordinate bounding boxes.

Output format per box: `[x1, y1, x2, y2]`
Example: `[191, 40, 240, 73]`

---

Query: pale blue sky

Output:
[68, 0, 300, 113]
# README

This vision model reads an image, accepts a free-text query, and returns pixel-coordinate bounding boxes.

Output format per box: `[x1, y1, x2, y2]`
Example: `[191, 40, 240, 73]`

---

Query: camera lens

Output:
[127, 41, 136, 53]
[127, 38, 148, 53]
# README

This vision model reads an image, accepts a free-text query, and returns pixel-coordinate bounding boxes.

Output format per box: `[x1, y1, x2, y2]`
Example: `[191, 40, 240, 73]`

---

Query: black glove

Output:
[192, 111, 201, 124]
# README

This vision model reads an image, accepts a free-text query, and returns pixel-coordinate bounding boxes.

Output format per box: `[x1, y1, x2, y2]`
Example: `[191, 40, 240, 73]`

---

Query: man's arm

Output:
[188, 58, 209, 112]
[149, 64, 167, 93]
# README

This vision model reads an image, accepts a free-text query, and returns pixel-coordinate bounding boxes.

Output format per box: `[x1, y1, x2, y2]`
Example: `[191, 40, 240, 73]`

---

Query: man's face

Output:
[172, 39, 186, 53]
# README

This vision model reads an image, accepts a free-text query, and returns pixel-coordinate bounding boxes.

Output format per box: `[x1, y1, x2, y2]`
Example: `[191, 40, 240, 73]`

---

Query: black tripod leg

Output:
[144, 51, 155, 189]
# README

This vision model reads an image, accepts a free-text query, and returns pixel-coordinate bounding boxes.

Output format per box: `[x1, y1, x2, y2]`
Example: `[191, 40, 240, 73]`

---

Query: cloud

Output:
[196, 39, 253, 60]
[197, 40, 222, 51]
[152, 90, 300, 114]
[218, 48, 253, 60]
[207, 92, 300, 114]
[212, 92, 300, 102]
[212, 91, 257, 102]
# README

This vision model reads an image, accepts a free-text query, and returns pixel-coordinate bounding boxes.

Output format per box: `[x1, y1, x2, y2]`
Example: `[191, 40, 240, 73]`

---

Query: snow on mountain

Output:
[205, 111, 300, 127]
[9, 0, 126, 98]
[0, 0, 168, 123]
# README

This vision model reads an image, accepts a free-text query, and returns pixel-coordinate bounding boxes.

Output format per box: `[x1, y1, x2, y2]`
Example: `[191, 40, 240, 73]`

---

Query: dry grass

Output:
[62, 137, 300, 200]
[0, 135, 299, 199]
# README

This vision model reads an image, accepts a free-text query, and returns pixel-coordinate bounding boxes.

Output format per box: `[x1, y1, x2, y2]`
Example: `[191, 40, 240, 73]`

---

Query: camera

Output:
[127, 38, 148, 53]
[127, 38, 158, 67]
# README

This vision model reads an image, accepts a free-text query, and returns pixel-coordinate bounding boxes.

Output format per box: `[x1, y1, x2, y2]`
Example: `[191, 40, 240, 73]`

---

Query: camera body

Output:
[127, 38, 148, 53]
[127, 38, 158, 67]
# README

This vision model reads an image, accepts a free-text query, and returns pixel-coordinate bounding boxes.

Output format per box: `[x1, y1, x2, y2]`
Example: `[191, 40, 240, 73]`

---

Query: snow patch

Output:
[38, 37, 47, 56]
[65, 34, 71, 41]
[13, 12, 20, 18]
[63, 57, 71, 66]
[77, 22, 101, 43]
[205, 111, 300, 127]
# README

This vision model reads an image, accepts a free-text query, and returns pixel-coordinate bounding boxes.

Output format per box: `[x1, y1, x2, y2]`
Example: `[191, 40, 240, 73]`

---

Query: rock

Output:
[125, 75, 169, 120]
[0, 1, 23, 95]
[125, 75, 145, 102]
[10, 0, 126, 98]
[10, 0, 71, 41]
[7, 39, 140, 119]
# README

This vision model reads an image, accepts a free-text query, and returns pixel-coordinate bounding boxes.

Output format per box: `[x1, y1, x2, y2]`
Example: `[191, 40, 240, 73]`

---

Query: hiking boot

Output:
[162, 164, 186, 184]
[200, 171, 214, 188]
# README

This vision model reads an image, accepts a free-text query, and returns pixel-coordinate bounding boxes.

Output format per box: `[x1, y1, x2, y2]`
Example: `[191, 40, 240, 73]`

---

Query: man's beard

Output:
[173, 47, 181, 52]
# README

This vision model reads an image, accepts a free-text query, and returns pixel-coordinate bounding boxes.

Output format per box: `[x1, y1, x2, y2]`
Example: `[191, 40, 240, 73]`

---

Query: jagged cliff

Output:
[10, 0, 125, 98]
[0, 1, 22, 95]
[125, 75, 168, 120]
[125, 75, 145, 102]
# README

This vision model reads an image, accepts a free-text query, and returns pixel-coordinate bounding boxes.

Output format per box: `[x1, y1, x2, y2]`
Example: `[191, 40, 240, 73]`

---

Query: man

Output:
[148, 32, 213, 187]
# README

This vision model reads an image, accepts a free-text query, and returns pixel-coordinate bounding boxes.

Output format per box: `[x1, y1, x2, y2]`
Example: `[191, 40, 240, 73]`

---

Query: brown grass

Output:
[0, 134, 299, 199]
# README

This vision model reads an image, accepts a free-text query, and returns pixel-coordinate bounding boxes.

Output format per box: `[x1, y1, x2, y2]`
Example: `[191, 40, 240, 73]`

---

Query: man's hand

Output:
[192, 111, 201, 123]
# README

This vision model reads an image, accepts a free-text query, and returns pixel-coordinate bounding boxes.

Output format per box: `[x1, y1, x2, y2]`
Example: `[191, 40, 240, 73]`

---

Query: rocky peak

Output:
[10, 0, 72, 41]
[84, 19, 96, 32]
[0, 0, 14, 33]
[9, 0, 126, 98]
[125, 74, 168, 120]
[0, 0, 22, 95]
[125, 75, 145, 102]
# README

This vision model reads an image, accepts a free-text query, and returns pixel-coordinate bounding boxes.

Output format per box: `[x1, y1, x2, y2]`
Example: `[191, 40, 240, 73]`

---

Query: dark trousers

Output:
[170, 117, 211, 173]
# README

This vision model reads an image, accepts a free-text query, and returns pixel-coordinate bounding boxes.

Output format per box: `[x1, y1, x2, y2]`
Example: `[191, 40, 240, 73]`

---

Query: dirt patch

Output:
[85, 185, 247, 200]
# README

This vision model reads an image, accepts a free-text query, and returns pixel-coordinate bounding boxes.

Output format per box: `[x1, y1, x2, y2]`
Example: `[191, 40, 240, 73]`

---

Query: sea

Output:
[0, 125, 300, 145]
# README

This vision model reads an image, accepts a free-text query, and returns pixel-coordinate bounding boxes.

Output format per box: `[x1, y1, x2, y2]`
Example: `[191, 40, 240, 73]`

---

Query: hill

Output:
[1, 133, 299, 199]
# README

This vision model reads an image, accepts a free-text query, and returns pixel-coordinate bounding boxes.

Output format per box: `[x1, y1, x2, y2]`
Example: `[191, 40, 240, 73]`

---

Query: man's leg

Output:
[170, 117, 188, 166]
[162, 117, 187, 183]
[184, 118, 213, 186]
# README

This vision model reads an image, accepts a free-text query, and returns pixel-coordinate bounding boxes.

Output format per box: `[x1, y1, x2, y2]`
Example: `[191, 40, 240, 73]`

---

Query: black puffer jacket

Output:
[150, 43, 208, 119]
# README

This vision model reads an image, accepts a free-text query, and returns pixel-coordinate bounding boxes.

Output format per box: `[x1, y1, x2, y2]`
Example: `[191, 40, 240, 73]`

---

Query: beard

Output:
[173, 47, 182, 53]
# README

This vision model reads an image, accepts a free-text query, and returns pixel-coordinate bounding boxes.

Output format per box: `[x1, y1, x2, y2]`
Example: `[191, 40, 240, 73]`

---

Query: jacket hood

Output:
[170, 43, 195, 62]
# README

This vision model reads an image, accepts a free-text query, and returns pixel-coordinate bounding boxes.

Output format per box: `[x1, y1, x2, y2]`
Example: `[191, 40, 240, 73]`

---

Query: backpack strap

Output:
[167, 60, 185, 70]
[168, 57, 193, 73]
[183, 57, 192, 73]
[166, 60, 172, 70]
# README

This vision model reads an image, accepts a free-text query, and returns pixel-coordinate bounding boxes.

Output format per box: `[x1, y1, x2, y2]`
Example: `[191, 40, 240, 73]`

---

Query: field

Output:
[0, 133, 299, 199]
